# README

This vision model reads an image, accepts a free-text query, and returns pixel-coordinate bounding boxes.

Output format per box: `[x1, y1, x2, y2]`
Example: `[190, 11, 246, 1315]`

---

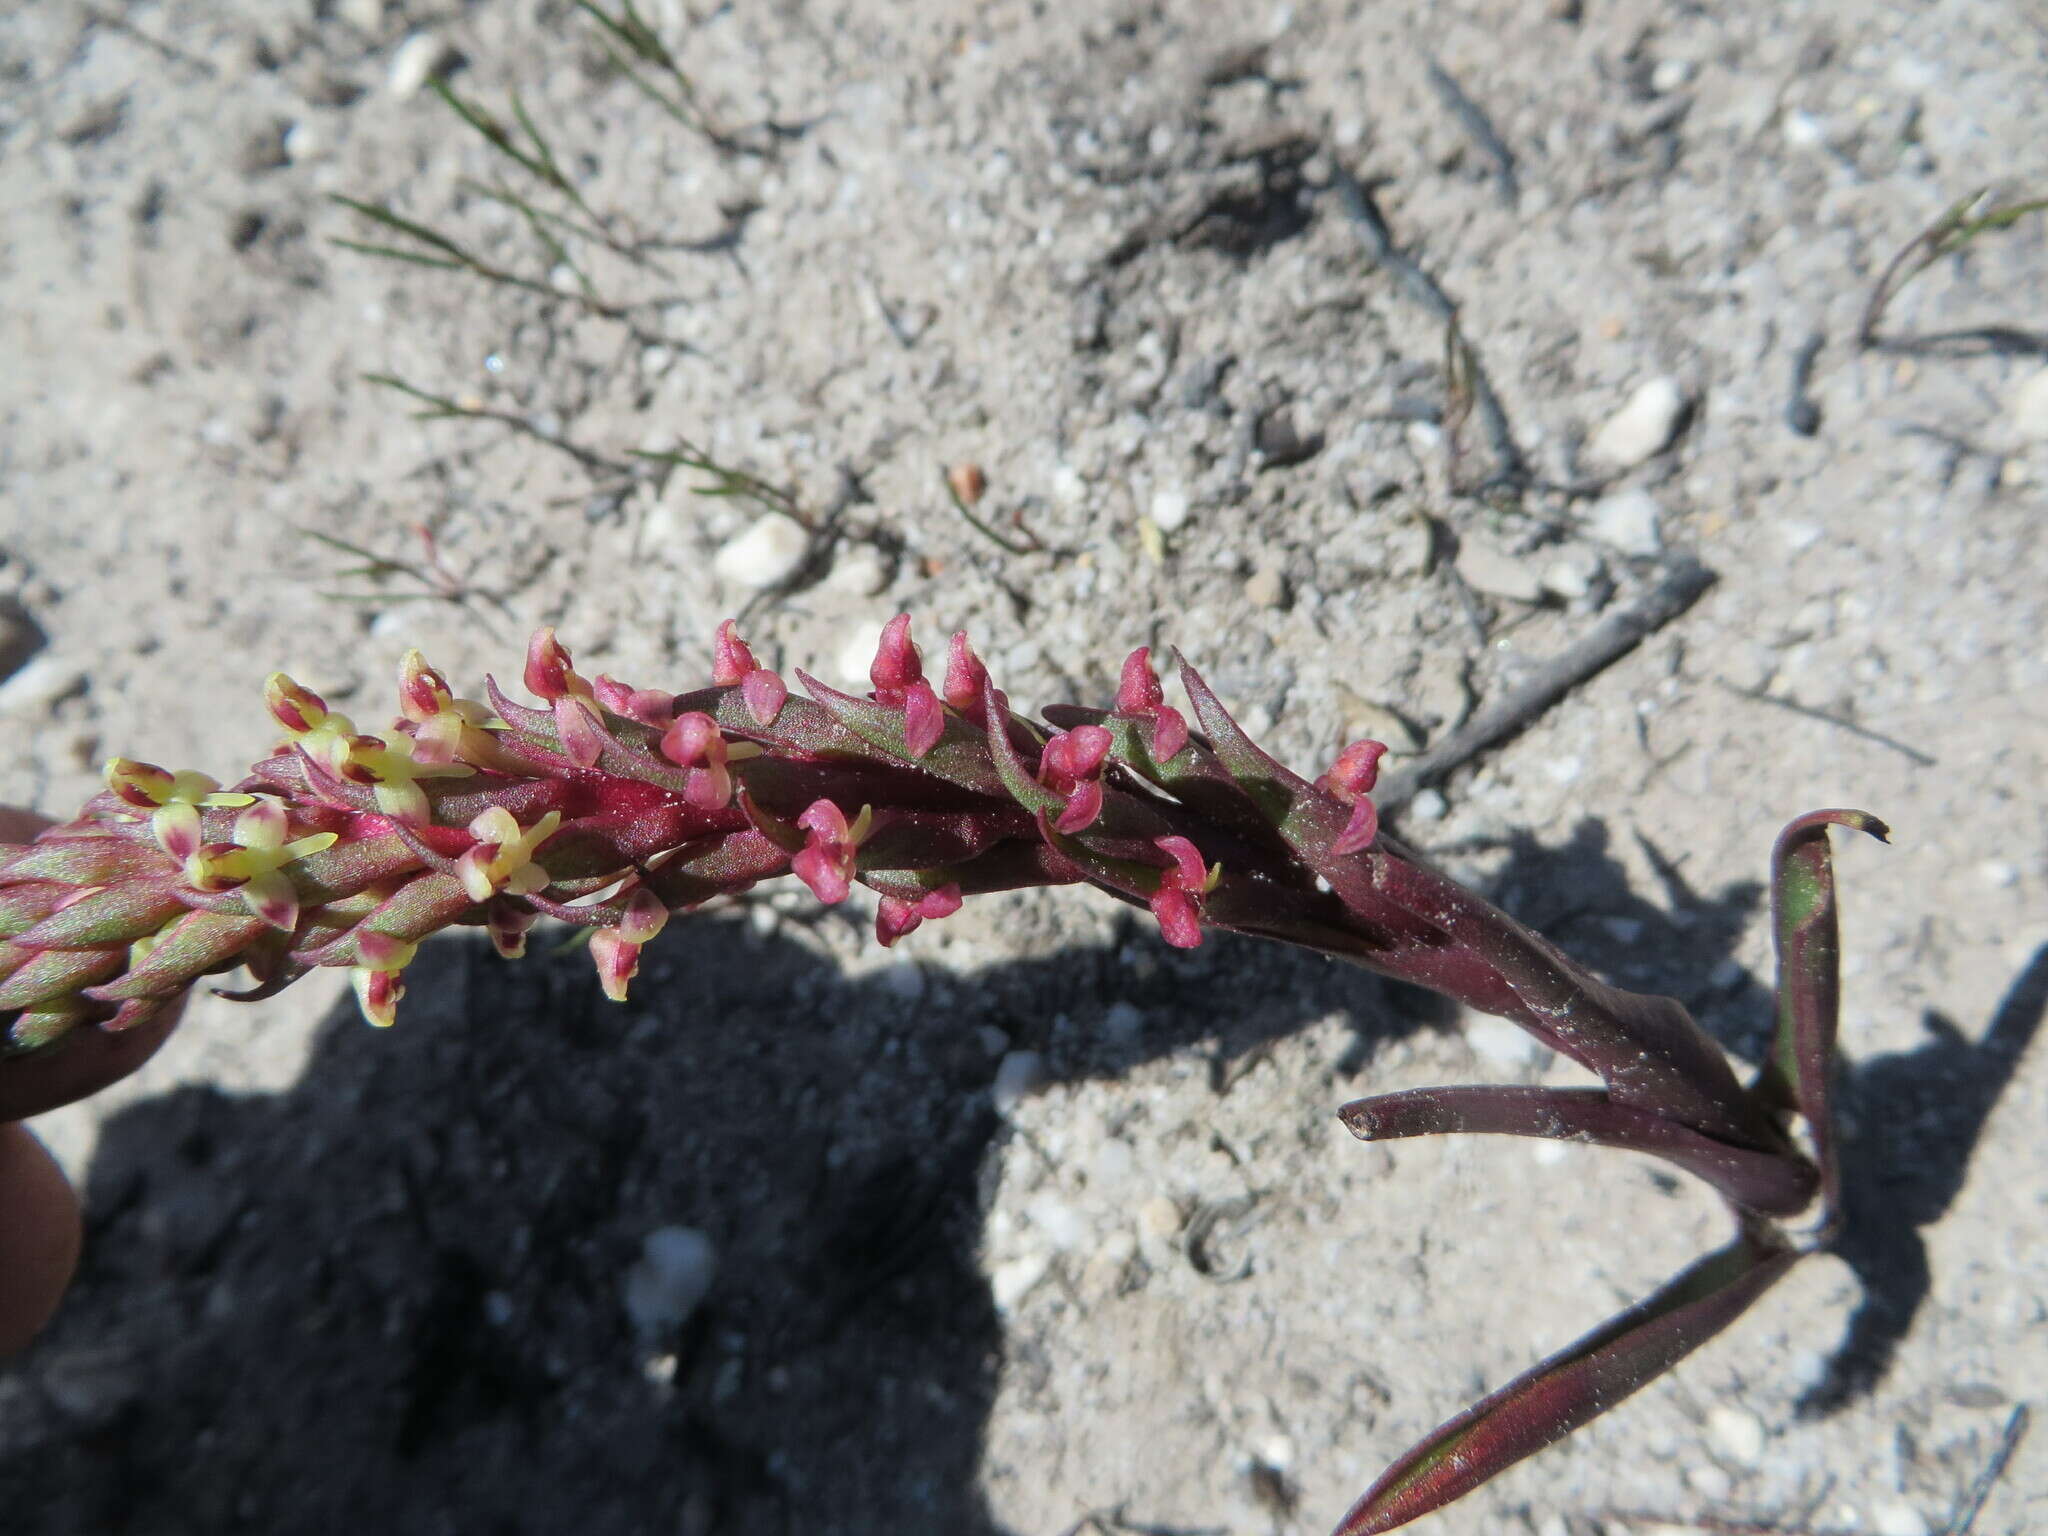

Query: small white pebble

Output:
[1149, 486, 1191, 532]
[1980, 860, 2020, 888]
[1052, 464, 1088, 504]
[989, 1250, 1051, 1311]
[1870, 1501, 1930, 1536]
[2009, 368, 2048, 442]
[1706, 1404, 1766, 1467]
[1408, 787, 1448, 821]
[991, 1050, 1046, 1116]
[826, 546, 890, 596]
[1540, 545, 1605, 601]
[1025, 1194, 1090, 1251]
[1649, 57, 1696, 93]
[335, 0, 385, 32]
[1586, 376, 1690, 469]
[1456, 540, 1545, 603]
[1779, 520, 1825, 553]
[880, 960, 925, 1001]
[620, 1226, 718, 1336]
[1782, 108, 1828, 150]
[1686, 1461, 1734, 1500]
[1102, 1001, 1143, 1045]
[386, 32, 452, 99]
[281, 120, 324, 163]
[1586, 488, 1665, 557]
[1466, 1016, 1545, 1068]
[713, 512, 810, 590]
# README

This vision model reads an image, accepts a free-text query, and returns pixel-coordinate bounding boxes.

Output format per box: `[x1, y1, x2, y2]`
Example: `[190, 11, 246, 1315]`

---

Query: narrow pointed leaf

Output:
[1337, 1226, 1799, 1535]
[795, 671, 1009, 797]
[1339, 1085, 1816, 1216]
[1754, 808, 1888, 1233]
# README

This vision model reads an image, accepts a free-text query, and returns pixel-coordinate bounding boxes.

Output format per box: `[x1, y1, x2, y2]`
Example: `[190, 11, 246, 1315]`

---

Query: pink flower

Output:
[1039, 725, 1112, 833]
[1317, 739, 1388, 856]
[876, 883, 964, 947]
[1148, 835, 1217, 950]
[1114, 648, 1188, 763]
[868, 615, 946, 758]
[791, 799, 872, 905]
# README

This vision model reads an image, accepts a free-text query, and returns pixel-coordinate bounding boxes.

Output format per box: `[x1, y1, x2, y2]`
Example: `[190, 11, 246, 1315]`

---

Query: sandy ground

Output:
[1, 2, 2044, 1532]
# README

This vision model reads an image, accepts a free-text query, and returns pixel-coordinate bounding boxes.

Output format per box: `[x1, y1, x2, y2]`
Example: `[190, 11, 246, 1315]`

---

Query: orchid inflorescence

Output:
[0, 614, 1882, 1533]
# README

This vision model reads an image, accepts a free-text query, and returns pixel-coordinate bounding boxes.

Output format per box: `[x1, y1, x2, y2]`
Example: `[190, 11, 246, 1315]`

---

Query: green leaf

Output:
[1755, 808, 1888, 1233]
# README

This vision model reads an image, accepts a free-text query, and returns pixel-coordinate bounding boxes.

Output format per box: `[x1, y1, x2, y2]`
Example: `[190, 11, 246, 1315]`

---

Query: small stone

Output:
[1408, 787, 1448, 821]
[988, 1249, 1051, 1311]
[621, 1226, 718, 1337]
[39, 1348, 141, 1426]
[1456, 538, 1545, 603]
[1782, 108, 1827, 150]
[1079, 1229, 1138, 1301]
[1135, 1195, 1184, 1268]
[1244, 563, 1287, 610]
[1778, 520, 1825, 553]
[1386, 516, 1437, 577]
[0, 656, 84, 716]
[280, 120, 324, 163]
[1540, 544, 1606, 601]
[1870, 1504, 1929, 1536]
[826, 545, 890, 596]
[1025, 1193, 1090, 1251]
[1465, 1016, 1544, 1068]
[1602, 916, 1645, 944]
[1149, 486, 1192, 532]
[2009, 368, 2048, 442]
[1980, 860, 2019, 888]
[640, 344, 675, 377]
[713, 512, 810, 590]
[335, 0, 385, 32]
[1586, 376, 1690, 468]
[1585, 488, 1664, 556]
[1649, 58, 1696, 93]
[386, 32, 456, 100]
[991, 1050, 1046, 1116]
[1101, 1001, 1144, 1046]
[1706, 1404, 1766, 1467]
[1685, 1462, 1734, 1500]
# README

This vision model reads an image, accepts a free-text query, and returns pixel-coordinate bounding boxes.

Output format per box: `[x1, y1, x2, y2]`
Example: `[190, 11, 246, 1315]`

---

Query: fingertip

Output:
[0, 1121, 82, 1357]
